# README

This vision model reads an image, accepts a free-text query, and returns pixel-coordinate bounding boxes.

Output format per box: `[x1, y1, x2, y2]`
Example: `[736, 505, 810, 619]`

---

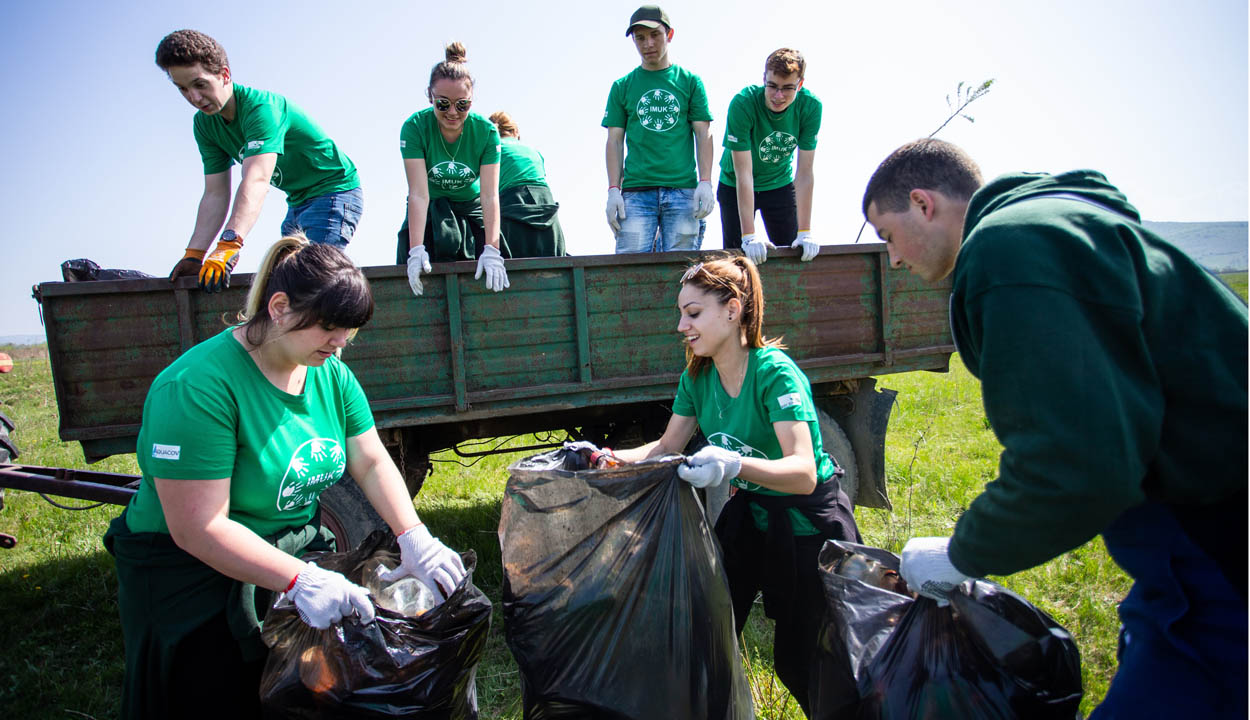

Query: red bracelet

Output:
[608, 185, 620, 190]
[285, 574, 299, 592]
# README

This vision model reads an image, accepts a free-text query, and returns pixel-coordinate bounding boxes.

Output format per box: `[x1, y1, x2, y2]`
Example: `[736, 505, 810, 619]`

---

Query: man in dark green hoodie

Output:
[862, 138, 1247, 718]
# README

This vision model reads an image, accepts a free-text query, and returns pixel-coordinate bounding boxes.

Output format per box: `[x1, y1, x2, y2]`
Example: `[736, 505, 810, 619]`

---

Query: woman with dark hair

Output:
[590, 255, 859, 717]
[488, 111, 566, 257]
[105, 235, 465, 719]
[400, 42, 510, 296]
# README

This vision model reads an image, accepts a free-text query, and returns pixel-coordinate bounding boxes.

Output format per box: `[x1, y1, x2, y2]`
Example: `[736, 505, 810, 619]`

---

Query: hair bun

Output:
[445, 41, 467, 63]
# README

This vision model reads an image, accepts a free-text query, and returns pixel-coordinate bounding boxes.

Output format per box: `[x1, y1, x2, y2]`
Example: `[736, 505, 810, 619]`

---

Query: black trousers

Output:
[718, 181, 798, 249]
[723, 525, 827, 718]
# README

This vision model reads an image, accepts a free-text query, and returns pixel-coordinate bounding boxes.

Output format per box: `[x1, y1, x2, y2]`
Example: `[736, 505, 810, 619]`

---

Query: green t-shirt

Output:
[127, 329, 375, 538]
[719, 86, 821, 191]
[602, 65, 712, 190]
[671, 347, 839, 535]
[193, 83, 359, 207]
[498, 137, 548, 191]
[400, 108, 502, 202]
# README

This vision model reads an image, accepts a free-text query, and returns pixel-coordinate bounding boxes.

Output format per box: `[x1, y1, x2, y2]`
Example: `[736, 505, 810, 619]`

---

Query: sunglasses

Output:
[680, 263, 706, 284]
[433, 97, 472, 113]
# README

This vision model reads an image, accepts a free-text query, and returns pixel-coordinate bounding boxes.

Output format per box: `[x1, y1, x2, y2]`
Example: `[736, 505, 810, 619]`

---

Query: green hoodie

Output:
[946, 171, 1248, 578]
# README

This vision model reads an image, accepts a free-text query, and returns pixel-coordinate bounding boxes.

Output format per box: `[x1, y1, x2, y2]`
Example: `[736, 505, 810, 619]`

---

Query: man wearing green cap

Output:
[603, 5, 715, 253]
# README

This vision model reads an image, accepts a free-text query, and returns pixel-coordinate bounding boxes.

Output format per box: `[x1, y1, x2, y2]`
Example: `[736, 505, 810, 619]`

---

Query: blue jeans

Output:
[280, 187, 363, 248]
[615, 187, 704, 253]
[1090, 500, 1247, 719]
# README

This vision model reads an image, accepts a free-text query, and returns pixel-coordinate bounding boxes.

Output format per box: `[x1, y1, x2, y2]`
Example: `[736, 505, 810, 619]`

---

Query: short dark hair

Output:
[155, 29, 230, 74]
[862, 139, 983, 217]
[239, 236, 374, 345]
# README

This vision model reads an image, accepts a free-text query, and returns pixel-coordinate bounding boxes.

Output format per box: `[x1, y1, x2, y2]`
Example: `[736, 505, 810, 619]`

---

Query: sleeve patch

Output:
[152, 443, 181, 461]
[246, 140, 264, 150]
[776, 392, 802, 409]
[727, 133, 739, 143]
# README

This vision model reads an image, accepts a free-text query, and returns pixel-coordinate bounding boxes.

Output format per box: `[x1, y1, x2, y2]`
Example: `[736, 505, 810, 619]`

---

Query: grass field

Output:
[0, 337, 1155, 720]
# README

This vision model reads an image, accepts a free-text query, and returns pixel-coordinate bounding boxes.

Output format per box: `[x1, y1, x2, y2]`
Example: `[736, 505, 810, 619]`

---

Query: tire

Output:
[319, 472, 389, 553]
[817, 408, 858, 506]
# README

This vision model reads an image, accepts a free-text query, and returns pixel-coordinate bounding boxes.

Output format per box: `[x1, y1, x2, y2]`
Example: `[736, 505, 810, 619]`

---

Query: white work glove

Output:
[406, 245, 432, 297]
[741, 233, 776, 265]
[900, 536, 970, 606]
[475, 244, 509, 292]
[791, 231, 820, 262]
[606, 187, 626, 233]
[379, 523, 467, 598]
[677, 446, 742, 489]
[287, 561, 376, 630]
[693, 180, 716, 219]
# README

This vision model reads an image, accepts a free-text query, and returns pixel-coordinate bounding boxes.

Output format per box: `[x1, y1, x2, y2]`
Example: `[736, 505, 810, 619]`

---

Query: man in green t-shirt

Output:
[603, 5, 715, 253]
[863, 139, 1247, 718]
[719, 48, 821, 265]
[156, 30, 362, 293]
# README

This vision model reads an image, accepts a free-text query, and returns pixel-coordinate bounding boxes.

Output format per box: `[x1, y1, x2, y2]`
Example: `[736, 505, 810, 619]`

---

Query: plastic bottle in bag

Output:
[366, 563, 440, 617]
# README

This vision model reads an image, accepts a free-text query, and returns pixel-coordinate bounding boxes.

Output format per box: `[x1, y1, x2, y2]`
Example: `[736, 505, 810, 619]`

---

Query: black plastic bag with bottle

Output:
[500, 448, 753, 720]
[259, 530, 492, 719]
[811, 540, 1084, 719]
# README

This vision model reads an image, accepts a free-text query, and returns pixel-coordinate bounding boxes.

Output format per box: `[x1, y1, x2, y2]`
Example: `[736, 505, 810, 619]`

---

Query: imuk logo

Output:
[758, 131, 797, 164]
[430, 160, 476, 191]
[275, 438, 345, 512]
[636, 89, 680, 132]
[269, 165, 283, 188]
[151, 443, 181, 461]
[706, 432, 767, 492]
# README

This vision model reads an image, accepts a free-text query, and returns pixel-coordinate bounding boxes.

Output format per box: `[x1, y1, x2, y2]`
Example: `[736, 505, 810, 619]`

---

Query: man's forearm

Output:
[795, 172, 814, 230]
[224, 175, 271, 241]
[189, 189, 230, 251]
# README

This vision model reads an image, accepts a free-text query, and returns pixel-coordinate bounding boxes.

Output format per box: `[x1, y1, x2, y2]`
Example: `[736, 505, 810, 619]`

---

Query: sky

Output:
[2, 0, 1246, 337]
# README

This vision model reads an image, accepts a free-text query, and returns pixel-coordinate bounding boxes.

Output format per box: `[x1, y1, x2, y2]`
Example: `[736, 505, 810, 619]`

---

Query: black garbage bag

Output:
[61, 258, 154, 282]
[259, 530, 492, 719]
[500, 449, 753, 720]
[812, 540, 1083, 720]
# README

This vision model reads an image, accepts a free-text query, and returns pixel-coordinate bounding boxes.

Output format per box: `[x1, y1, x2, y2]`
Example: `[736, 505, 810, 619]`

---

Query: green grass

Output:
[1219, 270, 1248, 299]
[1, 343, 1137, 718]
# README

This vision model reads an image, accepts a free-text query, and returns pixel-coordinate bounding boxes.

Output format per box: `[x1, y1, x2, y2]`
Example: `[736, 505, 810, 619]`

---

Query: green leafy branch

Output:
[854, 78, 996, 243]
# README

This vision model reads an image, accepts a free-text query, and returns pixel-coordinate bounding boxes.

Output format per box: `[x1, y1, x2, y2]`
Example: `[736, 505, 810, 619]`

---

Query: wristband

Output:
[608, 185, 620, 190]
[285, 574, 298, 593]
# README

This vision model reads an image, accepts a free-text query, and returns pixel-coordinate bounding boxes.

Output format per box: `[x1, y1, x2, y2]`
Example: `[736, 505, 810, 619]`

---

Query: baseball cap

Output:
[626, 5, 671, 35]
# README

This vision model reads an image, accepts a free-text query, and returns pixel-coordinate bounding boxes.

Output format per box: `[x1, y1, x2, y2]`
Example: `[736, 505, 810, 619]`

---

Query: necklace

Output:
[438, 126, 463, 165]
[713, 354, 750, 419]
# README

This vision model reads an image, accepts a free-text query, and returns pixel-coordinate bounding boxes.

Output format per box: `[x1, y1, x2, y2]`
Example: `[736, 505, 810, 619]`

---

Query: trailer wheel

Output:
[817, 409, 859, 507]
[319, 473, 388, 553]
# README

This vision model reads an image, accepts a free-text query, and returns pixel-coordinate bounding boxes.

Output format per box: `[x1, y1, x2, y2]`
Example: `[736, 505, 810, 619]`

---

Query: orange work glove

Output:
[198, 239, 243, 293]
[169, 248, 205, 282]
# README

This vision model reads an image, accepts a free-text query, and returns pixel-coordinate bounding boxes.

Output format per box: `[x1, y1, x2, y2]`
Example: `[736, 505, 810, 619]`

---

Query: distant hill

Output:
[1144, 221, 1247, 272]
[0, 334, 47, 346]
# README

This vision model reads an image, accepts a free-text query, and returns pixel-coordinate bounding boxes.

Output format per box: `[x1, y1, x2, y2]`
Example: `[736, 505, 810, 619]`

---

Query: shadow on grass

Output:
[0, 550, 125, 719]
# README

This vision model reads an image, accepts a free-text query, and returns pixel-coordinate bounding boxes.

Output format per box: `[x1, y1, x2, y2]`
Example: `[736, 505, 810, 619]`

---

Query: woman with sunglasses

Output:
[488, 111, 566, 257]
[398, 42, 510, 296]
[594, 255, 860, 717]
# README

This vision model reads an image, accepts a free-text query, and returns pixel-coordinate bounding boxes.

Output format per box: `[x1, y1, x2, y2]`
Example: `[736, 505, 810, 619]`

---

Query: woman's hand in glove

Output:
[677, 446, 742, 488]
[287, 561, 375, 629]
[379, 523, 467, 598]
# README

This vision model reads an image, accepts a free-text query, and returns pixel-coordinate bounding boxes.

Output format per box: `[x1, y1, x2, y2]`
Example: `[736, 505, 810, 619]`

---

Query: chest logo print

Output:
[276, 438, 346, 511]
[636, 89, 681, 132]
[758, 131, 797, 164]
[430, 160, 477, 191]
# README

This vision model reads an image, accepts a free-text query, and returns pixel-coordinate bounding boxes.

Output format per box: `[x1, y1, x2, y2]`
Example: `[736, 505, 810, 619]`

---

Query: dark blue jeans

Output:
[1091, 500, 1247, 718]
[280, 186, 363, 248]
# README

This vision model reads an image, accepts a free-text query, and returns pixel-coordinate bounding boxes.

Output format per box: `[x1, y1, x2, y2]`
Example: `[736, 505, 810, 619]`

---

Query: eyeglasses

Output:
[433, 97, 472, 113]
[764, 82, 799, 93]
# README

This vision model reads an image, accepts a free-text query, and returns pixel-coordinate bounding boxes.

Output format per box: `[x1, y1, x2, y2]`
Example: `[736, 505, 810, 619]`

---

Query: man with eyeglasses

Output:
[718, 48, 821, 265]
[604, 5, 715, 253]
[156, 29, 362, 293]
